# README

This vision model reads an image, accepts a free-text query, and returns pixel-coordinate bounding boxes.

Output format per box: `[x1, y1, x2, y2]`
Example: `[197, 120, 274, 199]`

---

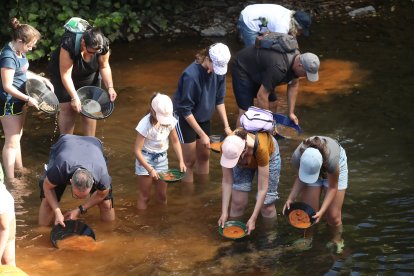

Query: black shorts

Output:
[51, 76, 101, 103]
[0, 99, 25, 116]
[175, 115, 211, 144]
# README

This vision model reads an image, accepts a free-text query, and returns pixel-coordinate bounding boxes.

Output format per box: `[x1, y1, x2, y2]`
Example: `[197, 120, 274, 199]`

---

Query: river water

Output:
[3, 4, 414, 275]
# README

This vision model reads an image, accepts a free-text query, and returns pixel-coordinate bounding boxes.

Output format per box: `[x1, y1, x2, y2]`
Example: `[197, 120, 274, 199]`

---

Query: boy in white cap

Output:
[218, 128, 281, 235]
[173, 43, 233, 184]
[134, 93, 186, 209]
[283, 136, 348, 253]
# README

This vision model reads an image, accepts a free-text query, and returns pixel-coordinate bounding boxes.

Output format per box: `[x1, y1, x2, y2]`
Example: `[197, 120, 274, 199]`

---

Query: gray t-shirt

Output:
[46, 134, 111, 190]
[291, 136, 341, 174]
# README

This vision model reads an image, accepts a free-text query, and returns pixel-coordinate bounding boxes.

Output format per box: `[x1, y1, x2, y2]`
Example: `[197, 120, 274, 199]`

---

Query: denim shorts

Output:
[304, 146, 348, 190]
[135, 150, 168, 175]
[232, 137, 281, 204]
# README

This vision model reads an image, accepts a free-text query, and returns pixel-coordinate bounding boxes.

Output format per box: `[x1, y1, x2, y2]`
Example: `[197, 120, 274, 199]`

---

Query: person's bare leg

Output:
[155, 180, 168, 205]
[98, 199, 115, 222]
[136, 175, 153, 210]
[195, 139, 210, 175]
[81, 116, 97, 137]
[181, 142, 196, 183]
[1, 115, 24, 180]
[58, 102, 77, 135]
[38, 198, 54, 226]
[230, 190, 248, 217]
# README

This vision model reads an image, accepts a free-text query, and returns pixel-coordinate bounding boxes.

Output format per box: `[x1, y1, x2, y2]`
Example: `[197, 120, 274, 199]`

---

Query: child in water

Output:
[134, 93, 186, 209]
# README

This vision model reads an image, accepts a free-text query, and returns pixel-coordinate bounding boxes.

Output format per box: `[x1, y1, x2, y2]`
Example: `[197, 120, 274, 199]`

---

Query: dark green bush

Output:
[0, 0, 183, 60]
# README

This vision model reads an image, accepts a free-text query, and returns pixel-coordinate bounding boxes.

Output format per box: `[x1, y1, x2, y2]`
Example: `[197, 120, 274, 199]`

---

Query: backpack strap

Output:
[74, 33, 82, 56]
[253, 133, 259, 157]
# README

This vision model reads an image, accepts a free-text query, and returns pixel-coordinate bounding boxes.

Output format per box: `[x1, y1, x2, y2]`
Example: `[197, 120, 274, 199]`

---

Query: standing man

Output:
[238, 4, 311, 46]
[231, 46, 320, 126]
[38, 134, 115, 226]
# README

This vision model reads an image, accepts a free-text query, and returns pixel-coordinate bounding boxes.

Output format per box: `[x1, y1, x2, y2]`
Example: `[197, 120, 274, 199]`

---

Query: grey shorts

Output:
[232, 138, 281, 204]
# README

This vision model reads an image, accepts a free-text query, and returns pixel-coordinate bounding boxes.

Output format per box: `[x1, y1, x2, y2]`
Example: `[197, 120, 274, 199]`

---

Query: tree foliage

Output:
[0, 0, 183, 60]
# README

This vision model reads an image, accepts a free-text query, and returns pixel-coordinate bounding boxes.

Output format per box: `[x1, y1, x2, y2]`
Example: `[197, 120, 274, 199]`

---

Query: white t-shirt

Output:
[241, 4, 293, 33]
[0, 184, 15, 223]
[135, 113, 177, 153]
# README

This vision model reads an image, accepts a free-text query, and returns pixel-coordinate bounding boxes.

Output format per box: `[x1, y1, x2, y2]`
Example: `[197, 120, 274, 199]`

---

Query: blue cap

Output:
[293, 11, 312, 36]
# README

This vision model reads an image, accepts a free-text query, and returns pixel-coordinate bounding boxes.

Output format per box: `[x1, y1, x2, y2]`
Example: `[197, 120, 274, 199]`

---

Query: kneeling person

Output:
[38, 134, 115, 226]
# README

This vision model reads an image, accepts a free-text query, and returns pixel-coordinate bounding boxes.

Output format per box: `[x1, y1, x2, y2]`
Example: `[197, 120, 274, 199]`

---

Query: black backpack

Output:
[255, 32, 299, 53]
[255, 32, 299, 66]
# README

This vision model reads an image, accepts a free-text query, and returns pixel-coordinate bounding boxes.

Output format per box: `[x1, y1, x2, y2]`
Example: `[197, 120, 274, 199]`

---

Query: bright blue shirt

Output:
[0, 43, 29, 102]
[173, 62, 226, 122]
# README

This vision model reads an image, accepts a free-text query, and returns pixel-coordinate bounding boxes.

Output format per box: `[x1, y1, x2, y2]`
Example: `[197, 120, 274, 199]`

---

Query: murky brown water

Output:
[2, 4, 414, 275]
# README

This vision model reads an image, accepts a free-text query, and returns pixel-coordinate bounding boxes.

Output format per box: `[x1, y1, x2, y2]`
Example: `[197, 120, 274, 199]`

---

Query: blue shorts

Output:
[0, 99, 25, 116]
[135, 150, 168, 175]
[232, 137, 281, 204]
[304, 147, 348, 190]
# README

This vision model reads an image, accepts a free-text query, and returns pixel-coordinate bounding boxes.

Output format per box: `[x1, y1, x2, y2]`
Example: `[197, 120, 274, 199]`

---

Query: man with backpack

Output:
[48, 17, 117, 137]
[238, 4, 311, 46]
[231, 44, 320, 126]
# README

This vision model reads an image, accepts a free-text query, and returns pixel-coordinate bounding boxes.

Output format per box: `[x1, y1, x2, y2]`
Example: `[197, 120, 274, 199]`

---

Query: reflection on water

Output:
[3, 7, 414, 275]
[301, 59, 369, 94]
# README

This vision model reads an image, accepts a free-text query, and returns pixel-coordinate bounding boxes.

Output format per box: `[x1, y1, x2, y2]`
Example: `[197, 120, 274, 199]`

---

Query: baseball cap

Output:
[220, 135, 246, 168]
[299, 148, 323, 184]
[209, 43, 231, 75]
[293, 11, 311, 36]
[151, 93, 175, 125]
[300, 53, 320, 82]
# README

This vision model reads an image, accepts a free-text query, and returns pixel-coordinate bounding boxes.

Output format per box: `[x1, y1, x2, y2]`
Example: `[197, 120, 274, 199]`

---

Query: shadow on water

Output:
[2, 2, 414, 275]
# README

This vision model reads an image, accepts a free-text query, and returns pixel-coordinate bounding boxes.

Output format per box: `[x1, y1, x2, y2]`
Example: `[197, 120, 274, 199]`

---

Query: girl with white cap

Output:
[134, 93, 186, 209]
[173, 43, 233, 184]
[283, 136, 348, 252]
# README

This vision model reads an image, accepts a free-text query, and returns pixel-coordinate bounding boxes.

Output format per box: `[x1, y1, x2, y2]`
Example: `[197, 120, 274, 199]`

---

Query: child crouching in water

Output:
[134, 93, 186, 209]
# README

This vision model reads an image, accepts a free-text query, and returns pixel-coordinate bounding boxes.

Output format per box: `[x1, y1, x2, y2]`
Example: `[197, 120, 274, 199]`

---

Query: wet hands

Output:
[312, 211, 322, 223]
[71, 97, 82, 112]
[27, 96, 39, 110]
[246, 218, 256, 235]
[54, 209, 65, 227]
[64, 208, 80, 221]
[108, 87, 117, 102]
[201, 133, 210, 149]
[282, 198, 294, 215]
[149, 168, 159, 180]
[289, 113, 299, 126]
[179, 161, 187, 173]
[218, 213, 228, 228]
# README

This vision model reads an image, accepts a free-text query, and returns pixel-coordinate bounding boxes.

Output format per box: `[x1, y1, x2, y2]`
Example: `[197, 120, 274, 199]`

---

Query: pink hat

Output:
[220, 135, 246, 168]
[151, 94, 175, 125]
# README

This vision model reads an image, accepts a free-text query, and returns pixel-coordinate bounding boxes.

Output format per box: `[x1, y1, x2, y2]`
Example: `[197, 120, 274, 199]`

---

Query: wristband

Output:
[25, 96, 30, 102]
[78, 205, 87, 214]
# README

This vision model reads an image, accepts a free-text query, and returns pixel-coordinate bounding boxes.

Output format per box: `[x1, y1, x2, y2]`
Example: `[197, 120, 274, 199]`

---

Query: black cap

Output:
[293, 11, 311, 36]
